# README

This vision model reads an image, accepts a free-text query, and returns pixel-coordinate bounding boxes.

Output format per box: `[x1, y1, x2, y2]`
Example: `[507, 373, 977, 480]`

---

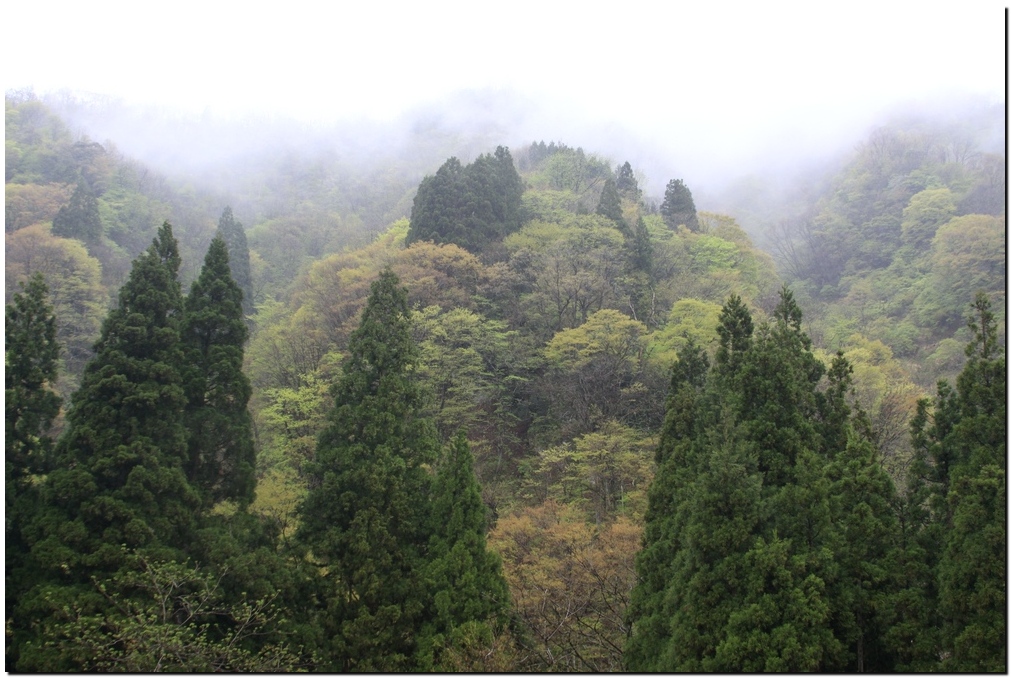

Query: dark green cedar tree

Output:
[926, 295, 1002, 670]
[406, 147, 523, 252]
[296, 269, 440, 671]
[625, 339, 712, 671]
[628, 290, 900, 671]
[51, 178, 103, 243]
[659, 178, 700, 232]
[615, 161, 642, 201]
[595, 176, 625, 225]
[215, 207, 254, 317]
[5, 273, 62, 668]
[180, 237, 256, 508]
[15, 223, 201, 671]
[418, 431, 511, 670]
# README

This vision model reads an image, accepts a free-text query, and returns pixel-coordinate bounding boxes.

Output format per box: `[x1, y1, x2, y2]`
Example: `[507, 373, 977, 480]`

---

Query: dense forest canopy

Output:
[5, 90, 1005, 671]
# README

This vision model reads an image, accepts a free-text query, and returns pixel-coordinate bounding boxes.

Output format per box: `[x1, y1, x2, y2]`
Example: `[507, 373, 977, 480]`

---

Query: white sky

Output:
[3, 1, 1006, 189]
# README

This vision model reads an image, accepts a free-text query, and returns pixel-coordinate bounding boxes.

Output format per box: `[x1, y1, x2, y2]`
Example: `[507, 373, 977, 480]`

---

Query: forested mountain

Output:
[6, 92, 1005, 671]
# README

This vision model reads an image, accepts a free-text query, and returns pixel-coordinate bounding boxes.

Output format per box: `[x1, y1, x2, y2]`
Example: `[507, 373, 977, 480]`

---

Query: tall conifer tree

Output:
[51, 178, 102, 243]
[215, 207, 254, 318]
[297, 269, 439, 671]
[419, 431, 511, 669]
[659, 178, 700, 232]
[16, 223, 200, 670]
[902, 293, 1006, 671]
[596, 176, 625, 225]
[628, 290, 900, 671]
[5, 274, 61, 668]
[181, 237, 255, 508]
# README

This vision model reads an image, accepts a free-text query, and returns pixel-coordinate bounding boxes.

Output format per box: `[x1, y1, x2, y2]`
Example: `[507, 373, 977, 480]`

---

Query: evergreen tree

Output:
[905, 292, 1006, 671]
[596, 176, 625, 225]
[628, 290, 900, 671]
[296, 269, 440, 671]
[215, 207, 254, 318]
[615, 161, 641, 201]
[824, 432, 902, 671]
[51, 178, 102, 243]
[181, 237, 255, 508]
[659, 178, 700, 232]
[625, 339, 712, 670]
[419, 431, 511, 669]
[626, 216, 654, 275]
[408, 156, 467, 247]
[5, 273, 61, 495]
[16, 223, 201, 671]
[5, 274, 61, 668]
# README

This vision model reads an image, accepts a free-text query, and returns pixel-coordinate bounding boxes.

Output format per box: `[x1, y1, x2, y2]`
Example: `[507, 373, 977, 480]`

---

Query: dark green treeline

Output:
[626, 289, 1006, 672]
[7, 225, 304, 671]
[6, 253, 510, 671]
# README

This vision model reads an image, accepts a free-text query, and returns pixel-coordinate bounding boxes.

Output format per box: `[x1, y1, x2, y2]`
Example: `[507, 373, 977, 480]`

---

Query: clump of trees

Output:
[6, 249, 511, 671]
[406, 146, 524, 252]
[626, 290, 1005, 671]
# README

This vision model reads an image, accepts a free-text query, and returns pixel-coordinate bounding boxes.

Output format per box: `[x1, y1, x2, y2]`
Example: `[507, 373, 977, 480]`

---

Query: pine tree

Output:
[659, 178, 699, 232]
[419, 432, 510, 669]
[5, 274, 61, 668]
[51, 178, 102, 243]
[297, 269, 440, 671]
[180, 237, 255, 508]
[215, 207, 254, 318]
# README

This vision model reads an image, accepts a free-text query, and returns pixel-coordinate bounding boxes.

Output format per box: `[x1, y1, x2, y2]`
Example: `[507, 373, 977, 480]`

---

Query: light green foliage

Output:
[542, 309, 652, 435]
[648, 298, 723, 366]
[254, 352, 339, 475]
[532, 146, 611, 196]
[530, 421, 656, 522]
[505, 215, 626, 336]
[414, 305, 516, 440]
[5, 181, 74, 232]
[765, 109, 1004, 385]
[913, 213, 1005, 332]
[6, 224, 107, 392]
[815, 335, 925, 482]
[543, 308, 648, 369]
[900, 187, 956, 249]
